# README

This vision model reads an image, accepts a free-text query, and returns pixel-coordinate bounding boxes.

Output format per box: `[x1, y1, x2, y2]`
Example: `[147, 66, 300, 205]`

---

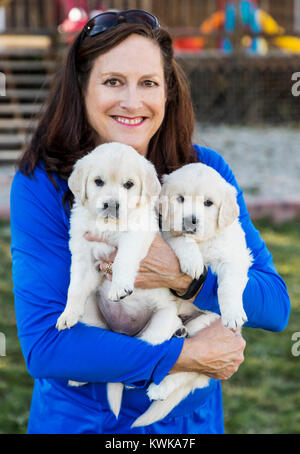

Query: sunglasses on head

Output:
[80, 9, 160, 41]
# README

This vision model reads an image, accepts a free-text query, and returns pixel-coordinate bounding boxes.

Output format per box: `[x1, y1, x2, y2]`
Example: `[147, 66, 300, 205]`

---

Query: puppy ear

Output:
[158, 178, 169, 221]
[218, 183, 239, 229]
[68, 160, 89, 205]
[141, 162, 161, 204]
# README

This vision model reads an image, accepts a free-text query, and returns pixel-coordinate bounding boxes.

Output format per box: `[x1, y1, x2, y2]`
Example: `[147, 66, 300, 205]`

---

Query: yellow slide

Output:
[273, 36, 300, 55]
[257, 9, 284, 35]
[257, 9, 300, 54]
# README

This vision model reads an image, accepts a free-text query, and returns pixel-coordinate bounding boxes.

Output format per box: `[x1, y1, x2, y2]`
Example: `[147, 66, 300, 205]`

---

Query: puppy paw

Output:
[56, 308, 83, 330]
[174, 326, 188, 338]
[147, 382, 170, 401]
[138, 331, 168, 345]
[108, 282, 133, 302]
[178, 253, 204, 280]
[221, 308, 247, 329]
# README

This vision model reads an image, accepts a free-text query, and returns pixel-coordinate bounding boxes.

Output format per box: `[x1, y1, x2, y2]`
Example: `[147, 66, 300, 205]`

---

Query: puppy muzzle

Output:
[182, 215, 198, 234]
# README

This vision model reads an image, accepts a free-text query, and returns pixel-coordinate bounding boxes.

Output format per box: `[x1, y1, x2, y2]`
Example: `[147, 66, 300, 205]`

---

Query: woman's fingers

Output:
[84, 231, 117, 260]
[84, 231, 107, 242]
[100, 262, 113, 280]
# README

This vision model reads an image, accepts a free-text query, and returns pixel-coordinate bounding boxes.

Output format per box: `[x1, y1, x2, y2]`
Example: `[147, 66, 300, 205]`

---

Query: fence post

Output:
[0, 6, 5, 31]
[141, 0, 153, 13]
[0, 332, 6, 357]
[0, 72, 6, 97]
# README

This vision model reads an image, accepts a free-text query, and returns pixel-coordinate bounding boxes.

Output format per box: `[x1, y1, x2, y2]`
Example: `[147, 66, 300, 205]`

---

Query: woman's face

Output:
[84, 34, 167, 156]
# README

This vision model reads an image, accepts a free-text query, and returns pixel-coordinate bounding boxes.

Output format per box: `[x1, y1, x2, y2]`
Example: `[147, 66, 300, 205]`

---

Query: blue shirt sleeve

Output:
[193, 145, 291, 332]
[10, 166, 184, 387]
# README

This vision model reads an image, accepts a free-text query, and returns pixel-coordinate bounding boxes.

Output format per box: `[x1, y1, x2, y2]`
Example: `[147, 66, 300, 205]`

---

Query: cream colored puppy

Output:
[55, 142, 184, 417]
[160, 162, 252, 329]
[56, 142, 162, 329]
[132, 162, 252, 427]
[57, 142, 160, 327]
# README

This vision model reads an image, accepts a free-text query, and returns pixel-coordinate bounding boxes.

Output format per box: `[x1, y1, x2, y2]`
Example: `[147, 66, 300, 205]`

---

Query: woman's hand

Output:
[170, 318, 246, 380]
[84, 232, 193, 295]
[132, 233, 193, 293]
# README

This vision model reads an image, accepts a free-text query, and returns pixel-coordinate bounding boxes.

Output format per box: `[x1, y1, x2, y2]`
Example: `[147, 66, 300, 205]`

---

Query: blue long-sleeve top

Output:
[10, 145, 290, 434]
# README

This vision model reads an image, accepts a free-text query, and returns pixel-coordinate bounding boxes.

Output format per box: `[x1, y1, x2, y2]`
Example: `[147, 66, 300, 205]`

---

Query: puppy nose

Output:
[103, 200, 120, 218]
[103, 200, 120, 210]
[182, 215, 198, 233]
[103, 201, 119, 210]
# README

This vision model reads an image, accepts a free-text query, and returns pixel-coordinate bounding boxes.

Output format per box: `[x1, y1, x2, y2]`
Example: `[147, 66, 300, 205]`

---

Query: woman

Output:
[10, 10, 290, 434]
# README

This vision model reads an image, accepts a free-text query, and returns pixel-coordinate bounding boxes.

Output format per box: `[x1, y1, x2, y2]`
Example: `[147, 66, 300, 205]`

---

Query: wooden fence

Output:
[1, 0, 299, 35]
[2, 0, 56, 33]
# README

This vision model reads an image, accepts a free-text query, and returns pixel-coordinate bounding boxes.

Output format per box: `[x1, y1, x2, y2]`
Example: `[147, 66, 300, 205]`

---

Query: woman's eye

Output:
[104, 78, 121, 87]
[204, 200, 213, 207]
[95, 178, 104, 187]
[144, 80, 157, 87]
[123, 181, 134, 190]
[177, 195, 184, 203]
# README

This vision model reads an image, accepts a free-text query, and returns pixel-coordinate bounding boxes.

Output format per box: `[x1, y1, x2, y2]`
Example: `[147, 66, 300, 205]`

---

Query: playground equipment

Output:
[173, 0, 300, 55]
[57, 3, 106, 42]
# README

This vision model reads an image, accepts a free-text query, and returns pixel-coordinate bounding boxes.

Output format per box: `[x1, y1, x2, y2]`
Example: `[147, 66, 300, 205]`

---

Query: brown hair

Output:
[18, 22, 197, 205]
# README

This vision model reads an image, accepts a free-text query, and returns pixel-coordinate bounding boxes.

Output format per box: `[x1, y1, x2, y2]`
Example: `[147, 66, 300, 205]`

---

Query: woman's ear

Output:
[218, 183, 239, 229]
[68, 160, 89, 205]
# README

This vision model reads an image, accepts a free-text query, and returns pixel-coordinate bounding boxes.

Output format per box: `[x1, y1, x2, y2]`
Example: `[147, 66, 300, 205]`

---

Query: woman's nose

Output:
[119, 86, 143, 111]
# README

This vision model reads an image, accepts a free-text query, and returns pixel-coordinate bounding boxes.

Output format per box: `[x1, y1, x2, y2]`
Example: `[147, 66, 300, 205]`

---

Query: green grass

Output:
[222, 219, 300, 434]
[0, 218, 299, 434]
[0, 221, 33, 434]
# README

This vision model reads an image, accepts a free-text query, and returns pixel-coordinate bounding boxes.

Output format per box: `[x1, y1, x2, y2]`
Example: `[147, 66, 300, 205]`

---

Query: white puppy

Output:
[132, 162, 252, 427]
[56, 142, 184, 417]
[160, 162, 252, 329]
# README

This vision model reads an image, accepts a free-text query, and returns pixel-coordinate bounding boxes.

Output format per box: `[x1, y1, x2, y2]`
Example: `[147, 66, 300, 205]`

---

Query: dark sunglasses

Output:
[81, 9, 160, 41]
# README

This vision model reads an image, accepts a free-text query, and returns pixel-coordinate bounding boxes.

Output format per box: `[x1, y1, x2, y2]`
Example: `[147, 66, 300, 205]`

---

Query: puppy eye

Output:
[177, 195, 184, 203]
[95, 178, 104, 187]
[204, 200, 213, 207]
[123, 180, 134, 190]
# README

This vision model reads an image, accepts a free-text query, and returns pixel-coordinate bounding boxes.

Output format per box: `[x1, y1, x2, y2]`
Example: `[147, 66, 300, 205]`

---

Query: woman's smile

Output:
[111, 115, 147, 127]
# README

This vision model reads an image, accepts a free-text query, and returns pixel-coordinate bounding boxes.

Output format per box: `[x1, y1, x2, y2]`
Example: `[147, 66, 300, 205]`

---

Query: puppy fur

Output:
[56, 142, 184, 417]
[160, 162, 252, 329]
[132, 162, 252, 427]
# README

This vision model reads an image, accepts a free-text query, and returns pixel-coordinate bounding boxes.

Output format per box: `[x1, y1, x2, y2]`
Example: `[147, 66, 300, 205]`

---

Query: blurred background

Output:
[0, 0, 299, 434]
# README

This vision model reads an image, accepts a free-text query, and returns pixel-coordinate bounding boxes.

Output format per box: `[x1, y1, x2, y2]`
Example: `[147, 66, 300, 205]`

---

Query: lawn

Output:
[222, 219, 300, 434]
[0, 221, 33, 434]
[0, 218, 299, 434]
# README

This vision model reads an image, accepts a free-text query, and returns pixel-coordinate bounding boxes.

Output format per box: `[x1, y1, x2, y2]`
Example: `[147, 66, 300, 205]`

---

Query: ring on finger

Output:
[103, 262, 113, 275]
